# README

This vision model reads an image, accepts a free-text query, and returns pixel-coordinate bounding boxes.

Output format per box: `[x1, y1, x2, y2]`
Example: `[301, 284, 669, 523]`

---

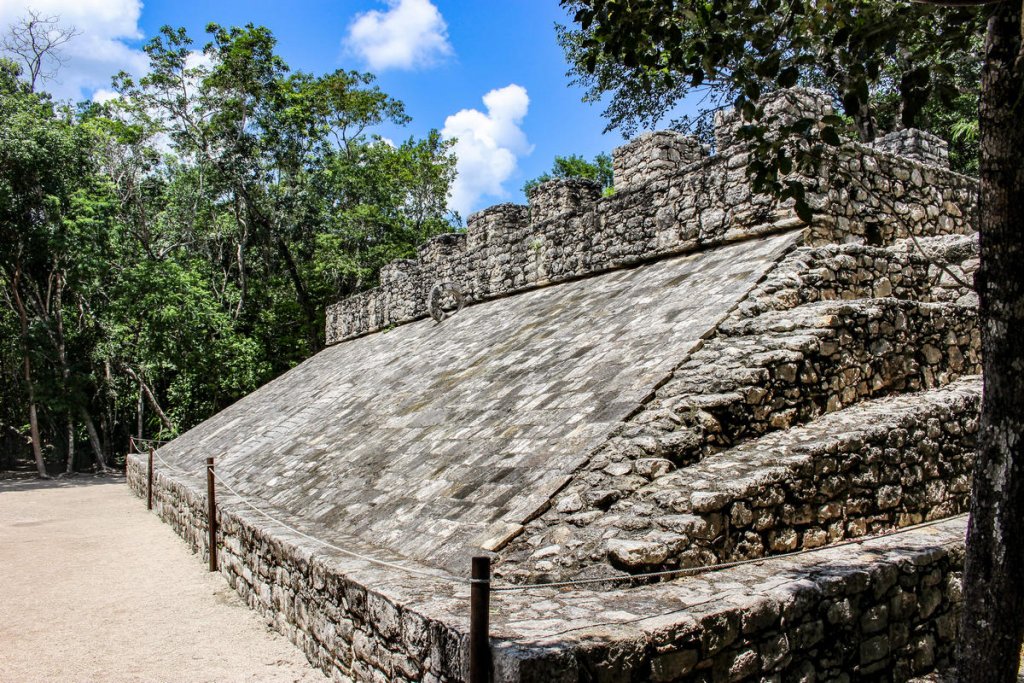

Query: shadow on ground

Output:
[0, 471, 125, 493]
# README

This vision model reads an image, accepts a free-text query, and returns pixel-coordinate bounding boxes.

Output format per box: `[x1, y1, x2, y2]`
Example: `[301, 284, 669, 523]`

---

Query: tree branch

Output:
[121, 366, 176, 434]
[910, 0, 1006, 6]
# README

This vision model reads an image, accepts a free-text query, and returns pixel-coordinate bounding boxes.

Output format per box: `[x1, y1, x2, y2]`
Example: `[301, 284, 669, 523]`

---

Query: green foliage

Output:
[0, 25, 457, 470]
[523, 152, 614, 195]
[560, 0, 989, 219]
[560, 0, 985, 174]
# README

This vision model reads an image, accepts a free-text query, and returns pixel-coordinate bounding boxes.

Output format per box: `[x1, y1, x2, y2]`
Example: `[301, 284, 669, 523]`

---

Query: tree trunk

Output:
[80, 407, 109, 472]
[847, 88, 877, 142]
[56, 277, 74, 475]
[123, 367, 175, 434]
[957, 2, 1024, 681]
[10, 267, 47, 479]
[136, 381, 144, 442]
[64, 413, 74, 474]
[24, 356, 46, 478]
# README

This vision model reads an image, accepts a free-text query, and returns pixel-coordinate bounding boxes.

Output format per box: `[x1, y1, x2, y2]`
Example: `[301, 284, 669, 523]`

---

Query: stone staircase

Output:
[496, 233, 981, 584]
[501, 378, 978, 579]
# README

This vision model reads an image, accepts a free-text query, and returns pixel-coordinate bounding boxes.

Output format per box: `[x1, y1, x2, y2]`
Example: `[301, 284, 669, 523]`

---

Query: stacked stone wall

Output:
[127, 454, 968, 682]
[326, 89, 977, 344]
[810, 144, 974, 247]
[612, 381, 977, 573]
[733, 234, 979, 321]
[870, 129, 950, 168]
[502, 357, 980, 580]
[126, 458, 470, 682]
[563, 530, 965, 682]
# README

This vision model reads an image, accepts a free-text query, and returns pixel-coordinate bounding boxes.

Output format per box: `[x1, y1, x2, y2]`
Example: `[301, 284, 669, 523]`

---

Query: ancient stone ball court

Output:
[121, 88, 988, 681]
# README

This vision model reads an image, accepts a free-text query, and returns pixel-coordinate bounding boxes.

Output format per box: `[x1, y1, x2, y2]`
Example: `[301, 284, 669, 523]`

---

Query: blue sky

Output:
[0, 0, 691, 216]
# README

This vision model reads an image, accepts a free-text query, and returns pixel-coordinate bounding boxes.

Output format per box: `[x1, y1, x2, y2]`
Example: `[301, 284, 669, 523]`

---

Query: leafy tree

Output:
[0, 58, 97, 475]
[558, 0, 985, 172]
[869, 34, 984, 175]
[110, 24, 456, 360]
[522, 152, 614, 195]
[563, 0, 1022, 680]
[1, 21, 457, 474]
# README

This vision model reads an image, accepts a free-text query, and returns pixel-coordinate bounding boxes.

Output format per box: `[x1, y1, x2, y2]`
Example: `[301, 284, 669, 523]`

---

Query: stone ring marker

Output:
[428, 282, 466, 323]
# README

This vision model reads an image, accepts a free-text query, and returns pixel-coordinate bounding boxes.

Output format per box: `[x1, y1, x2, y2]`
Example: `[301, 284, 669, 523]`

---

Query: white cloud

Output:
[0, 0, 148, 102]
[441, 84, 533, 216]
[90, 87, 120, 104]
[344, 0, 452, 71]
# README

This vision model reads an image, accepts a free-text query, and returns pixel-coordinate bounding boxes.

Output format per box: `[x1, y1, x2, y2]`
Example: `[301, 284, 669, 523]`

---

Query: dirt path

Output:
[0, 475, 327, 683]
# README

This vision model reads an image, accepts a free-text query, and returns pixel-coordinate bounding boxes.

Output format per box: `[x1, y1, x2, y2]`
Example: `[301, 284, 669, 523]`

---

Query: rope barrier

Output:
[140, 451, 968, 592]
[129, 436, 171, 454]
[208, 468, 473, 585]
[150, 448, 191, 476]
[491, 513, 968, 592]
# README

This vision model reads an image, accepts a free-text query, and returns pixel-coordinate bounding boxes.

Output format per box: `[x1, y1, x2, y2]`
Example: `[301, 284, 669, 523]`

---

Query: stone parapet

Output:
[713, 87, 836, 155]
[325, 88, 978, 345]
[527, 177, 602, 225]
[612, 130, 707, 190]
[871, 129, 950, 169]
[808, 142, 975, 247]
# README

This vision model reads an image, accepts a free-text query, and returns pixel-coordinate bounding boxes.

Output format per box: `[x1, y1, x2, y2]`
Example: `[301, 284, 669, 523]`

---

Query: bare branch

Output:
[1, 9, 81, 92]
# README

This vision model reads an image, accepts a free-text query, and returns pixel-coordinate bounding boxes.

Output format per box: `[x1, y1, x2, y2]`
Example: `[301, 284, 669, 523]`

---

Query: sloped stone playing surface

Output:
[156, 231, 797, 572]
[130, 90, 987, 682]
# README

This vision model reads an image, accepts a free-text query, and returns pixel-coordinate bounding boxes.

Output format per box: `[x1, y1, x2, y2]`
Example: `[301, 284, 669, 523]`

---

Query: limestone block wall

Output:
[732, 233, 979, 321]
[870, 129, 950, 168]
[126, 457, 471, 682]
[550, 523, 967, 682]
[325, 88, 978, 345]
[612, 130, 707, 190]
[809, 143, 975, 247]
[125, 459, 969, 682]
[609, 380, 978, 572]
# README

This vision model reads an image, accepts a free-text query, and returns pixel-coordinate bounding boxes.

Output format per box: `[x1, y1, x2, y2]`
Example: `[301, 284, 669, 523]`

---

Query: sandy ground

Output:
[0, 475, 327, 683]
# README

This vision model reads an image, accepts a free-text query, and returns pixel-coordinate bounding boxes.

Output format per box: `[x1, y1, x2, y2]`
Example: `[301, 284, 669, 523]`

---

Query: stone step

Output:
[732, 233, 978, 321]
[497, 377, 979, 582]
[495, 292, 979, 581]
[609, 296, 978, 467]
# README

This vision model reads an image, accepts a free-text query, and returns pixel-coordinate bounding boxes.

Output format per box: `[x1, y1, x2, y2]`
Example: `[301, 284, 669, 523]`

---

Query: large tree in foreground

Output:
[562, 0, 1023, 680]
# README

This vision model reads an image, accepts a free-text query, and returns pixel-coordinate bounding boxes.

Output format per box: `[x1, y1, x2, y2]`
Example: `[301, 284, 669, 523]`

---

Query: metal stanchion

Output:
[147, 448, 154, 510]
[469, 556, 491, 683]
[206, 457, 218, 572]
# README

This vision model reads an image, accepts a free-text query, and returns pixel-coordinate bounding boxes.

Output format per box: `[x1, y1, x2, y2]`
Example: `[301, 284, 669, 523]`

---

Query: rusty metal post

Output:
[147, 448, 154, 510]
[206, 456, 218, 572]
[469, 556, 491, 683]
